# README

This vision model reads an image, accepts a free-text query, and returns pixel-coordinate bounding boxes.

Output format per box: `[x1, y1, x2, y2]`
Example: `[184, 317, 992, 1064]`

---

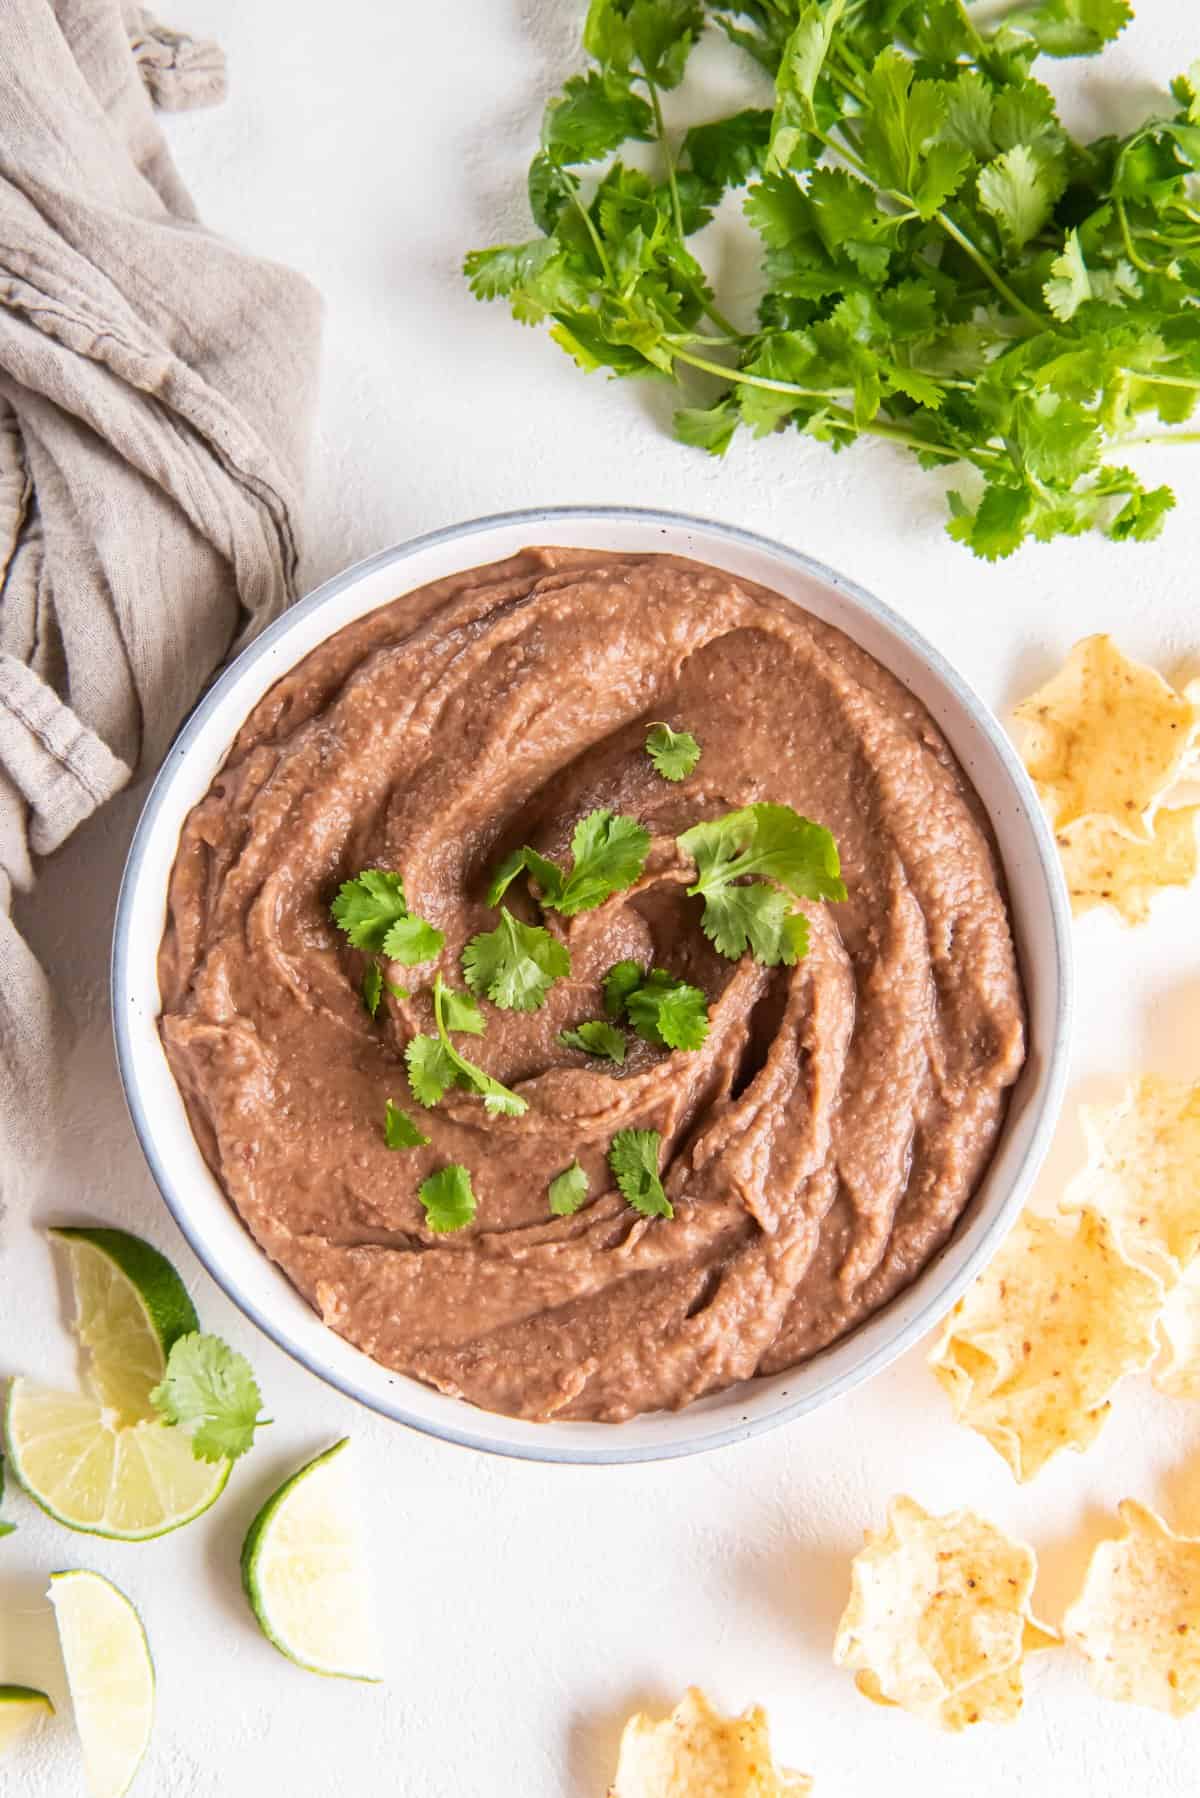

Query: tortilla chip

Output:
[1056, 807, 1199, 923]
[1065, 1500, 1200, 1716]
[929, 1209, 1163, 1480]
[833, 1496, 1057, 1730]
[1065, 1076, 1200, 1279]
[1013, 635, 1199, 835]
[608, 1688, 812, 1797]
[1154, 1262, 1200, 1399]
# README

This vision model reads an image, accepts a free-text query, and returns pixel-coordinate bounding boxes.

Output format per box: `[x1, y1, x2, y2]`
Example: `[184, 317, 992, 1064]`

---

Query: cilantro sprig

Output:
[548, 1160, 590, 1215]
[384, 1098, 429, 1149]
[678, 802, 844, 964]
[489, 808, 651, 916]
[608, 1127, 672, 1218]
[418, 1165, 477, 1233]
[331, 870, 444, 964]
[406, 973, 528, 1116]
[622, 966, 711, 1049]
[149, 1332, 269, 1465]
[646, 721, 701, 781]
[560, 1018, 628, 1062]
[463, 906, 571, 1010]
[467, 0, 1200, 557]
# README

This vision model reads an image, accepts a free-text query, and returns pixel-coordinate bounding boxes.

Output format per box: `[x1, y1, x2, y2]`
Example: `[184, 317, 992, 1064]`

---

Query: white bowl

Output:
[113, 507, 1073, 1464]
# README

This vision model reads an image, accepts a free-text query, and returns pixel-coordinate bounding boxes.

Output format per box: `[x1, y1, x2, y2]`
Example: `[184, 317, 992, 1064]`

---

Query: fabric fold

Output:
[0, 0, 322, 1196]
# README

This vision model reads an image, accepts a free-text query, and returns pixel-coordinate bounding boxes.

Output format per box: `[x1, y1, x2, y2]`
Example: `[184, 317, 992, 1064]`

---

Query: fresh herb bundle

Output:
[465, 0, 1200, 558]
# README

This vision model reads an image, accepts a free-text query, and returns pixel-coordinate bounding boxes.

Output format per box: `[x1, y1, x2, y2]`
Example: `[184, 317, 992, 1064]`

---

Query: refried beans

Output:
[158, 548, 1026, 1422]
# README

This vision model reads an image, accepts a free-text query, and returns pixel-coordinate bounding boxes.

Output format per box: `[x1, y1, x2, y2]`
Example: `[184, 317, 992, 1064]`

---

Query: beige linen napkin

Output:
[0, 0, 321, 1196]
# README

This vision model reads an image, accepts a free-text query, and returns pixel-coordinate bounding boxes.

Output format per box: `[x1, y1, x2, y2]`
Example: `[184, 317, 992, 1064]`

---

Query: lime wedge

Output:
[241, 1438, 381, 1680]
[4, 1229, 228, 1539]
[49, 1571, 153, 1798]
[0, 1684, 54, 1758]
[50, 1228, 199, 1419]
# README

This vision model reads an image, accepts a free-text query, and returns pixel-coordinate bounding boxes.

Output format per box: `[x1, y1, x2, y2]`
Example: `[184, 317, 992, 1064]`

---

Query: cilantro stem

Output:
[1119, 370, 1200, 393]
[669, 341, 851, 398]
[1119, 430, 1200, 448]
[563, 172, 614, 284]
[932, 210, 1046, 329]
[643, 73, 685, 243]
[670, 342, 968, 459]
[1114, 195, 1159, 276]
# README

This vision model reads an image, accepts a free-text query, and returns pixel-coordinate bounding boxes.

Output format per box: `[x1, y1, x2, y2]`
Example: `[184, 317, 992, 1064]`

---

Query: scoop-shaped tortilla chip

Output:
[833, 1496, 1056, 1731]
[1013, 635, 1199, 836]
[929, 1209, 1164, 1481]
[1154, 1262, 1200, 1399]
[1065, 1500, 1200, 1716]
[1066, 1077, 1200, 1279]
[1056, 808, 1199, 923]
[608, 1688, 812, 1797]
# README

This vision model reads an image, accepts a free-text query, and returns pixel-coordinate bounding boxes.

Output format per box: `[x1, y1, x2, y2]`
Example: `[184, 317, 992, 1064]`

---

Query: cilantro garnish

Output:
[462, 906, 571, 1011]
[548, 1160, 590, 1216]
[646, 721, 701, 781]
[405, 974, 527, 1116]
[466, 0, 1200, 557]
[418, 1164, 477, 1233]
[362, 961, 383, 1017]
[149, 1332, 269, 1464]
[559, 1019, 628, 1063]
[608, 1127, 672, 1218]
[331, 869, 444, 964]
[677, 802, 844, 965]
[384, 1099, 429, 1150]
[625, 968, 710, 1050]
[603, 959, 645, 1018]
[488, 809, 650, 916]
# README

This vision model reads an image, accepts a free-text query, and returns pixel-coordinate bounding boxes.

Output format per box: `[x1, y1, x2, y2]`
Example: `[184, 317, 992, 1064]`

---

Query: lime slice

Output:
[241, 1438, 380, 1680]
[0, 1685, 54, 1758]
[4, 1229, 228, 1539]
[49, 1571, 153, 1798]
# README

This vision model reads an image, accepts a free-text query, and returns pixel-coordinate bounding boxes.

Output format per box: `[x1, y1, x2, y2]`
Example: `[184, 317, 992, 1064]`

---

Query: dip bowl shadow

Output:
[112, 507, 1073, 1465]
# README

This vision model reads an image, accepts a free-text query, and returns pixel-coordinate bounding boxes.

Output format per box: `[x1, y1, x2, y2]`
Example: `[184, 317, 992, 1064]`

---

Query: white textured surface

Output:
[3, 2, 1200, 1792]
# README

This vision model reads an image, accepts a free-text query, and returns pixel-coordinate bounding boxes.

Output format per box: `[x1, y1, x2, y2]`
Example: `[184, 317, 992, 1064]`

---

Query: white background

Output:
[4, 2, 1200, 1793]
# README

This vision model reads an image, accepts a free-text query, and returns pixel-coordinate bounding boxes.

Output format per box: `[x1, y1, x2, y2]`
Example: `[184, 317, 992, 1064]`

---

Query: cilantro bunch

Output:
[465, 0, 1200, 558]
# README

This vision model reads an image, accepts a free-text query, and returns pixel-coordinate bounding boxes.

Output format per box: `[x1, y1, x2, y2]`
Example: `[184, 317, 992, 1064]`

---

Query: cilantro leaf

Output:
[149, 1332, 267, 1464]
[362, 960, 383, 1018]
[646, 721, 701, 781]
[0, 1522, 13, 1540]
[608, 1128, 672, 1218]
[603, 958, 645, 1018]
[678, 803, 843, 966]
[332, 868, 443, 965]
[381, 913, 445, 966]
[548, 1160, 590, 1215]
[559, 1019, 628, 1062]
[418, 1165, 477, 1233]
[487, 809, 650, 918]
[385, 1099, 429, 1150]
[406, 1033, 457, 1107]
[439, 984, 486, 1036]
[330, 870, 407, 951]
[683, 109, 773, 189]
[992, 0, 1132, 59]
[462, 907, 572, 1011]
[625, 969, 710, 1050]
[977, 144, 1063, 249]
[543, 69, 654, 164]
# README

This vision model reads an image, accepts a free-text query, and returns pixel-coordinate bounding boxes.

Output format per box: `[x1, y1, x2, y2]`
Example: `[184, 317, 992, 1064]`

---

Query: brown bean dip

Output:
[158, 549, 1026, 1422]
